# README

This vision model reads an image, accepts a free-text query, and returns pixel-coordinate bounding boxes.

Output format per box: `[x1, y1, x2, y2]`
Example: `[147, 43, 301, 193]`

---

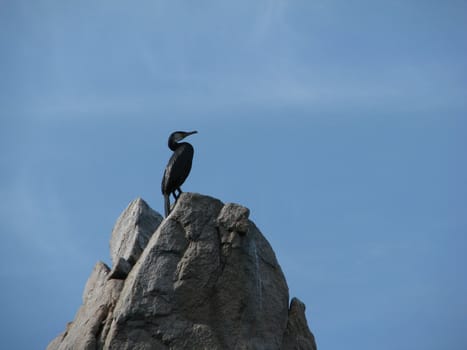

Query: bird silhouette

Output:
[161, 130, 197, 217]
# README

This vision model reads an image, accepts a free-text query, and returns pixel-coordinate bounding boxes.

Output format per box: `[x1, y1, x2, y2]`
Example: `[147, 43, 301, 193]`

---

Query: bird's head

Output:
[170, 130, 198, 142]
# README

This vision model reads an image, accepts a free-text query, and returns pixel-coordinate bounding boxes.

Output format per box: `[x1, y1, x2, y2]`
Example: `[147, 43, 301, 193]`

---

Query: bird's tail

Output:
[164, 194, 170, 218]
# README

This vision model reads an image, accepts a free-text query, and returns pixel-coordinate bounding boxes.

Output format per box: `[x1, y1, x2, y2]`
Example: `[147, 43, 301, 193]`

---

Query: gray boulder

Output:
[282, 298, 318, 350]
[48, 193, 317, 350]
[109, 197, 163, 267]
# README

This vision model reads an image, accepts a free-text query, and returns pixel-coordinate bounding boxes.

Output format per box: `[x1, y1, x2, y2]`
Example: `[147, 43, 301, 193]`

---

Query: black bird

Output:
[161, 130, 198, 217]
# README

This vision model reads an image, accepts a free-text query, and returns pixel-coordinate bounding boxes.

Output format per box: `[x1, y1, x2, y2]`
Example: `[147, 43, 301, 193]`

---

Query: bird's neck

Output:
[169, 140, 187, 151]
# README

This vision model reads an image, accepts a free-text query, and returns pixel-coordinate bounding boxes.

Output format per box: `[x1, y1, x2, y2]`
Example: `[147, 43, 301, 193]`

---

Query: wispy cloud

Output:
[2, 0, 466, 122]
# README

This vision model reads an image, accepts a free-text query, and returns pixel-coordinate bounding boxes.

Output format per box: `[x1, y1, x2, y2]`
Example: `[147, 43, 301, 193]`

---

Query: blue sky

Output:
[1, 1, 466, 349]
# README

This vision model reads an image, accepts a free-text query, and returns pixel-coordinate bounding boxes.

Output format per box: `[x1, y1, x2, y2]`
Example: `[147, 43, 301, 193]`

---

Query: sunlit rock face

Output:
[47, 193, 317, 350]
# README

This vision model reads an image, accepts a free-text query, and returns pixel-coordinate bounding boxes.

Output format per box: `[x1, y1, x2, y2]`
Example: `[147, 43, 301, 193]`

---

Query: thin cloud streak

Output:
[3, 1, 465, 121]
[15, 66, 465, 122]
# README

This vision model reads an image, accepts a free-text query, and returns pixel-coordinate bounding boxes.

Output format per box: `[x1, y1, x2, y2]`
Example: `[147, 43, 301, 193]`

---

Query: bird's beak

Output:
[186, 130, 198, 136]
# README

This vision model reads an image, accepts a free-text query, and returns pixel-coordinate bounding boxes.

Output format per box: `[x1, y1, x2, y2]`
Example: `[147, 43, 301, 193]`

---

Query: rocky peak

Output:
[110, 197, 163, 266]
[48, 193, 317, 350]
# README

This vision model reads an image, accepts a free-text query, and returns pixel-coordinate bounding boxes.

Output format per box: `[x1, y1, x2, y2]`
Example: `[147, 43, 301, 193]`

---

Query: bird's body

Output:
[161, 131, 197, 217]
[161, 143, 194, 199]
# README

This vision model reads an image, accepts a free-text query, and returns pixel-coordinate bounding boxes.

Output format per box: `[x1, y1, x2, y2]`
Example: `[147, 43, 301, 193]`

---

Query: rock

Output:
[217, 202, 250, 235]
[107, 257, 132, 280]
[109, 197, 163, 266]
[282, 298, 318, 350]
[47, 262, 124, 350]
[48, 193, 317, 350]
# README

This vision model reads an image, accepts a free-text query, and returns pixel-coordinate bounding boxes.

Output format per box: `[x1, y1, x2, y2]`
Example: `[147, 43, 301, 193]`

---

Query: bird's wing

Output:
[161, 144, 194, 194]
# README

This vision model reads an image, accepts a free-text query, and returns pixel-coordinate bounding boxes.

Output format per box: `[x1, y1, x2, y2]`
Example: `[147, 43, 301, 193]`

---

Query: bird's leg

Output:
[172, 188, 183, 201]
[164, 194, 170, 217]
